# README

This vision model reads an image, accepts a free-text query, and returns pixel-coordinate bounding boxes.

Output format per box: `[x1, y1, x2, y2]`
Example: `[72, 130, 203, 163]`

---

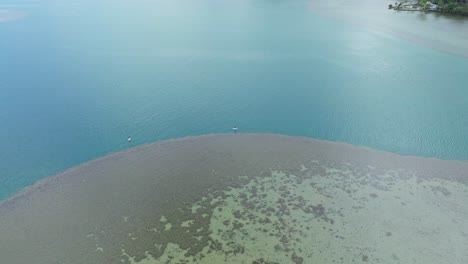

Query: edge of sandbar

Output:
[1, 133, 467, 208]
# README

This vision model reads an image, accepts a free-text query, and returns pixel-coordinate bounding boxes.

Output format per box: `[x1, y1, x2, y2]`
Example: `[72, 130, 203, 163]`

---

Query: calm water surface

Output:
[1, 0, 468, 199]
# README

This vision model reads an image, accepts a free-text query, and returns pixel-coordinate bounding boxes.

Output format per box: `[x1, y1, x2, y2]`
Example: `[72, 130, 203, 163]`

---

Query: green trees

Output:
[390, 0, 468, 15]
[438, 0, 468, 15]
[419, 0, 430, 11]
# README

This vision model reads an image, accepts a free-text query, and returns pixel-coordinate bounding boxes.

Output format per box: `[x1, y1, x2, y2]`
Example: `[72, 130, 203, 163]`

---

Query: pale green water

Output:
[153, 170, 468, 263]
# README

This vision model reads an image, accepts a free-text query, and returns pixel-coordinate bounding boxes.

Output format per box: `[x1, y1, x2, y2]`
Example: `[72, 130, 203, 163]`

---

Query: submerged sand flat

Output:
[0, 134, 467, 264]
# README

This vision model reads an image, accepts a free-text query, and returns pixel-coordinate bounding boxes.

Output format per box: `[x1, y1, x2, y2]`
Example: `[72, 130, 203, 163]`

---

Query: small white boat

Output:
[128, 137, 132, 142]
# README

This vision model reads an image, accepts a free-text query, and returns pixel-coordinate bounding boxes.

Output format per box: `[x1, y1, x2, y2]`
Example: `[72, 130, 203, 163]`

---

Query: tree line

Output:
[389, 0, 468, 16]
[436, 0, 468, 16]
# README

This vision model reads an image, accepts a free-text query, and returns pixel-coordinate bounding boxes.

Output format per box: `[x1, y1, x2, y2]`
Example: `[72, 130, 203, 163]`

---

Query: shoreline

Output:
[389, 1, 468, 17]
[309, 0, 468, 58]
[2, 133, 468, 207]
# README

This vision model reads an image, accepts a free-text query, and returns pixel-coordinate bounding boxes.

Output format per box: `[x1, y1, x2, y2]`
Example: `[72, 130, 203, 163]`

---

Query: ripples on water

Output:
[1, 0, 468, 201]
[1, 1, 468, 261]
[310, 0, 468, 57]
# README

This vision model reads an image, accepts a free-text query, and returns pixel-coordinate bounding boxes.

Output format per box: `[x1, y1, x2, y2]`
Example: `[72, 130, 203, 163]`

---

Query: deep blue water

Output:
[1, 0, 468, 200]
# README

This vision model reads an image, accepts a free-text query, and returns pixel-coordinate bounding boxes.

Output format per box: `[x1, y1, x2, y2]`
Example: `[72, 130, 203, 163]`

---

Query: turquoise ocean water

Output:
[1, 0, 468, 200]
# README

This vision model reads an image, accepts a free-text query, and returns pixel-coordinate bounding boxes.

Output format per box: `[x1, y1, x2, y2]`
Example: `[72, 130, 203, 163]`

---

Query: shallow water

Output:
[1, 134, 467, 263]
[1, 0, 468, 200]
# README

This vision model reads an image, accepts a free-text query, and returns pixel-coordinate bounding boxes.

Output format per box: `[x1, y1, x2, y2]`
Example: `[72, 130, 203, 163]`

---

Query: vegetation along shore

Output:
[389, 0, 468, 16]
